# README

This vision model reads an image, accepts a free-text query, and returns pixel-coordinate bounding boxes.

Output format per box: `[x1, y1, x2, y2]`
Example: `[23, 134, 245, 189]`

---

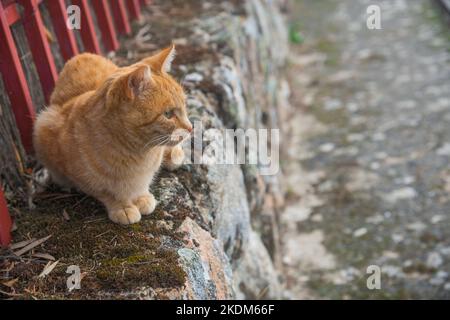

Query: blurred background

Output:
[282, 0, 450, 299]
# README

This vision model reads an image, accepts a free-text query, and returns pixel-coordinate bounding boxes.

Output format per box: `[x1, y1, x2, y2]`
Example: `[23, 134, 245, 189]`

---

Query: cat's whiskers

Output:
[143, 134, 170, 150]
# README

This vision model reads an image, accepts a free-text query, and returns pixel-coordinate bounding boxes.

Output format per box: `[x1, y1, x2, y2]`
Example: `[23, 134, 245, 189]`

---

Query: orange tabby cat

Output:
[33, 45, 192, 225]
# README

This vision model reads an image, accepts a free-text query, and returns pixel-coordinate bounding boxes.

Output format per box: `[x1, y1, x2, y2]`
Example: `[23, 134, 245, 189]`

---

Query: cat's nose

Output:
[180, 114, 193, 133]
[183, 122, 193, 133]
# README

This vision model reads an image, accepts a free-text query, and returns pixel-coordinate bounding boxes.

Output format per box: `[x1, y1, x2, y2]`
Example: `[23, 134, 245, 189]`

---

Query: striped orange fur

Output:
[33, 45, 192, 225]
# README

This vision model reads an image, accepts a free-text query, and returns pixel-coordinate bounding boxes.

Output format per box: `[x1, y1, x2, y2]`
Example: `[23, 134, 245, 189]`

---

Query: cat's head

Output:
[105, 44, 192, 149]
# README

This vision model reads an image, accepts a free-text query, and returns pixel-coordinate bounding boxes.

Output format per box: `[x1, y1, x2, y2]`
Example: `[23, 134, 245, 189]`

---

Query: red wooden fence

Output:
[0, 0, 151, 247]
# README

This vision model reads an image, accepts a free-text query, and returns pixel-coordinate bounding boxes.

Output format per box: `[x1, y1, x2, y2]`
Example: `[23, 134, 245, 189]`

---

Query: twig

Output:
[32, 253, 55, 261]
[0, 289, 22, 297]
[95, 230, 112, 238]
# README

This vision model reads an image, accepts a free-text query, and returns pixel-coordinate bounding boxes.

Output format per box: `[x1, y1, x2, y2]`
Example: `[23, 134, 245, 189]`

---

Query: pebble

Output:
[403, 260, 413, 268]
[353, 228, 368, 238]
[436, 143, 450, 157]
[394, 176, 415, 185]
[431, 215, 445, 224]
[382, 265, 404, 278]
[319, 143, 335, 153]
[370, 162, 381, 170]
[366, 214, 384, 224]
[372, 132, 386, 141]
[382, 251, 399, 260]
[407, 221, 427, 232]
[426, 252, 443, 269]
[430, 277, 445, 286]
[386, 187, 417, 203]
[347, 133, 364, 142]
[392, 233, 404, 243]
[184, 72, 204, 83]
[346, 102, 359, 112]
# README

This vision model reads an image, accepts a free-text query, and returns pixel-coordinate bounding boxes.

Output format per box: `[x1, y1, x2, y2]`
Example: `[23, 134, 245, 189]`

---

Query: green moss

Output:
[1, 190, 187, 299]
[289, 24, 304, 45]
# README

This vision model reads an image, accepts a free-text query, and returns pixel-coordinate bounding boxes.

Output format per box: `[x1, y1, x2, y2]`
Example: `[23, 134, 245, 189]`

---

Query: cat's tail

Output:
[33, 106, 64, 159]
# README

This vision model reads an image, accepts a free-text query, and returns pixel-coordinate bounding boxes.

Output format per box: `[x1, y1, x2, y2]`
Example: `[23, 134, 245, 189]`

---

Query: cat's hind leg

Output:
[34, 167, 74, 192]
[49, 169, 74, 190]
[33, 168, 51, 193]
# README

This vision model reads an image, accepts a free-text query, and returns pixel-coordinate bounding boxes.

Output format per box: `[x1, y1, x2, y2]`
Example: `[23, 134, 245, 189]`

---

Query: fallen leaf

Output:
[62, 209, 70, 221]
[9, 239, 36, 250]
[38, 260, 59, 278]
[32, 253, 55, 261]
[14, 235, 52, 256]
[1, 278, 18, 288]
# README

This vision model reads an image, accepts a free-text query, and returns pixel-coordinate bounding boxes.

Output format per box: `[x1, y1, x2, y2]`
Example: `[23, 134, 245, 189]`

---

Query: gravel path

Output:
[283, 0, 450, 299]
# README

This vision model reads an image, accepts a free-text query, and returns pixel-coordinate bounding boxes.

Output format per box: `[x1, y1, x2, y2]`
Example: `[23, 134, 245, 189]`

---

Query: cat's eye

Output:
[164, 109, 175, 119]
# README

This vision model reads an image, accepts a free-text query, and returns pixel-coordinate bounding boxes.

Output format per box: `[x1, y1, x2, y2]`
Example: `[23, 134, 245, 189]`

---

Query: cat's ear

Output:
[126, 65, 152, 99]
[142, 44, 176, 73]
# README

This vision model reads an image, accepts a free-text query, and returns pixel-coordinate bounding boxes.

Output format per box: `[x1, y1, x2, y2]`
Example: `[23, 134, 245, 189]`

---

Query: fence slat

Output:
[3, 0, 20, 25]
[0, 1, 36, 152]
[46, 0, 79, 61]
[18, 0, 58, 103]
[92, 0, 119, 52]
[140, 0, 151, 7]
[126, 0, 141, 20]
[0, 188, 12, 247]
[110, 0, 131, 35]
[72, 0, 101, 54]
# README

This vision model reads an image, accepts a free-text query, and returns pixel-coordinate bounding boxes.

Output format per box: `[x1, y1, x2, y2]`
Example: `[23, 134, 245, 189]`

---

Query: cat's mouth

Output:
[169, 128, 191, 145]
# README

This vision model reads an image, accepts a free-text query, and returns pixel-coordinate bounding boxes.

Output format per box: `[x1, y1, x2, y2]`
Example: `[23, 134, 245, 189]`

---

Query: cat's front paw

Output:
[133, 193, 157, 215]
[108, 206, 141, 225]
[165, 146, 185, 171]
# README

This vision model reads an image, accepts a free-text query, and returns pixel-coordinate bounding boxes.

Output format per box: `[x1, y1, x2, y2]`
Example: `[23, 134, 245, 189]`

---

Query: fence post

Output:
[0, 188, 12, 247]
[0, 1, 36, 153]
[46, 0, 79, 62]
[18, 0, 58, 103]
[126, 0, 141, 20]
[92, 0, 119, 52]
[72, 0, 101, 54]
[110, 0, 131, 35]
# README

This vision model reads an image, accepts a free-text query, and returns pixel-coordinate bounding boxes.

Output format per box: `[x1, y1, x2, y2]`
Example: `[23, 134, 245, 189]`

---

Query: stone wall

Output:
[137, 0, 291, 299]
[1, 0, 292, 300]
